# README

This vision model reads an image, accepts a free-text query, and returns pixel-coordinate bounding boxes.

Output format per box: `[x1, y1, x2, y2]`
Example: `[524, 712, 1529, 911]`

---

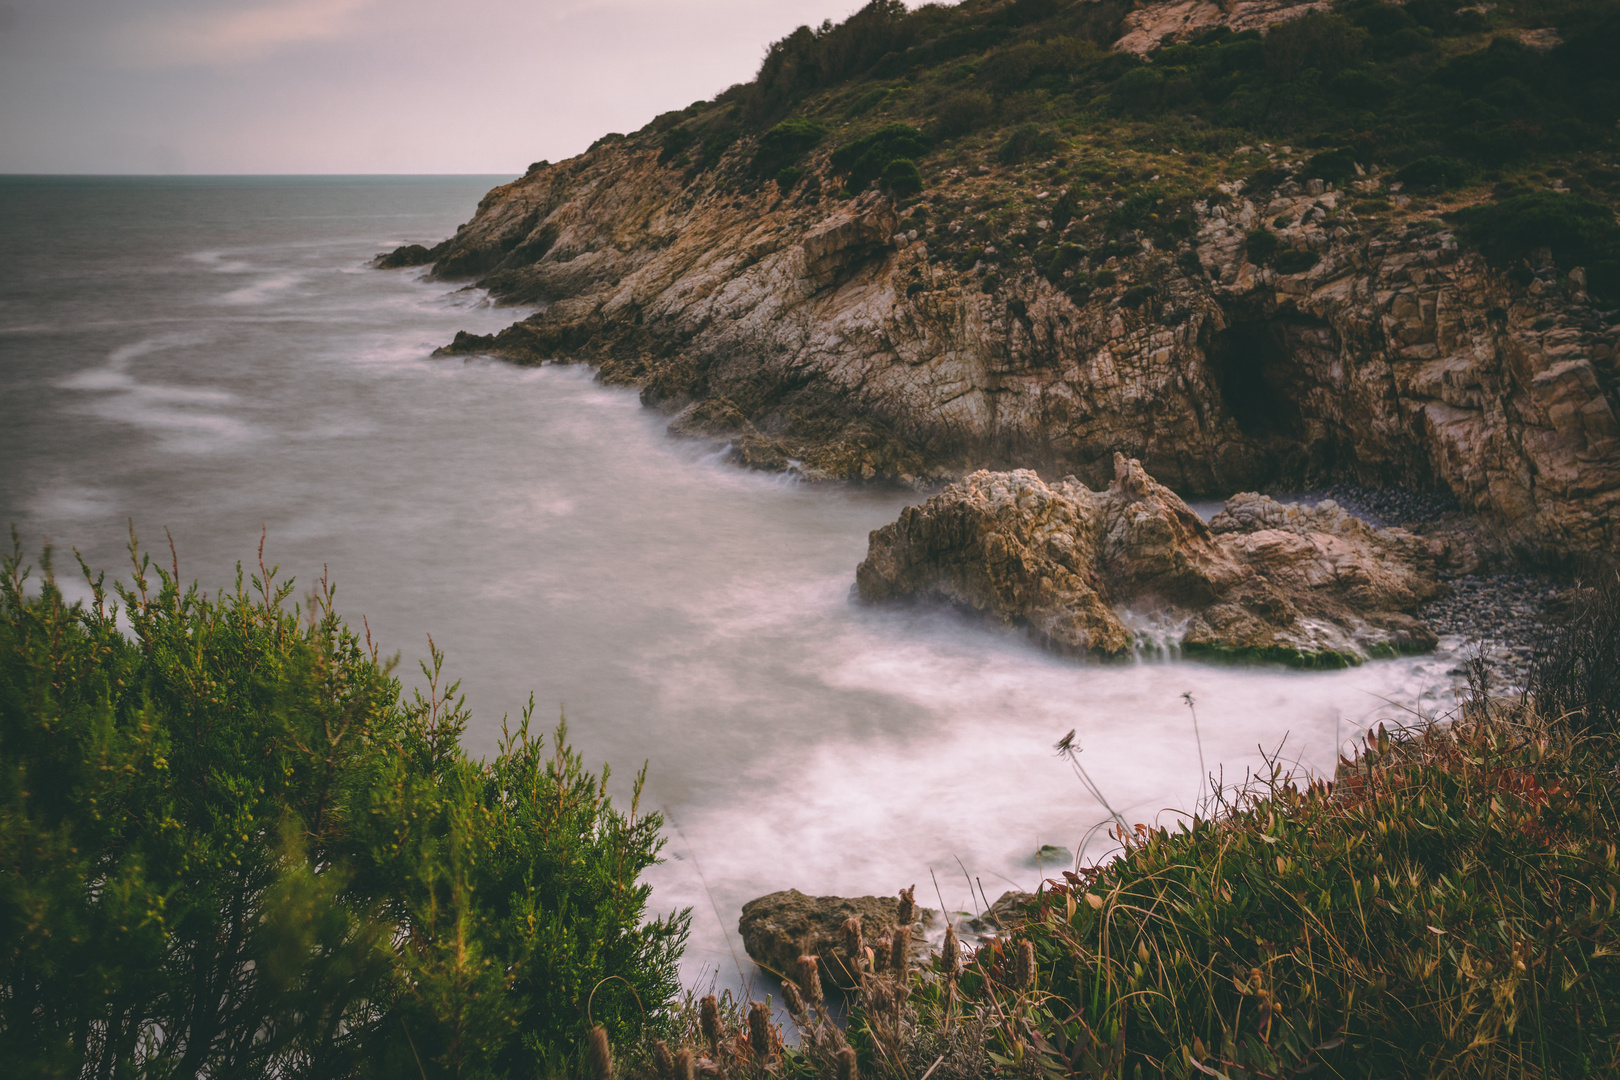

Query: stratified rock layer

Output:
[857, 456, 1458, 665]
[403, 20, 1619, 567]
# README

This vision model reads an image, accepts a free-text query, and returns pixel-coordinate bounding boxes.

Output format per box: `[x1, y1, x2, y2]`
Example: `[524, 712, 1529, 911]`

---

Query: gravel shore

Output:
[1277, 484, 1560, 691]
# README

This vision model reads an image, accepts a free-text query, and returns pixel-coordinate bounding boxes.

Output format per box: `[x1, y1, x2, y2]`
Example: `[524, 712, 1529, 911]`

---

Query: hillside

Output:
[386, 0, 1620, 566]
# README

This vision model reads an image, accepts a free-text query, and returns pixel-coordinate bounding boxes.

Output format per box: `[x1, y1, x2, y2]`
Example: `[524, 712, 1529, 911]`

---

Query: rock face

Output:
[402, 28, 1620, 567]
[857, 455, 1460, 665]
[1114, 0, 1330, 54]
[738, 889, 934, 991]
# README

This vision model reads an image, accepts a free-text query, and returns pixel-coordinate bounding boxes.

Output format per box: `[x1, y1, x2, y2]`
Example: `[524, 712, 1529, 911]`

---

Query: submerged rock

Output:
[738, 889, 934, 991]
[857, 455, 1454, 666]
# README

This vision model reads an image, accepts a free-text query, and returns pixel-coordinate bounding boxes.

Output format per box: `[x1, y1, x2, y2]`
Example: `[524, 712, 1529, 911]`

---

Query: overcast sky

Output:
[0, 0, 868, 173]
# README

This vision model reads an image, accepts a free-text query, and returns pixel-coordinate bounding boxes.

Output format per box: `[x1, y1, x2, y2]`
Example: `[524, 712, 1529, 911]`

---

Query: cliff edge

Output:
[389, 0, 1620, 566]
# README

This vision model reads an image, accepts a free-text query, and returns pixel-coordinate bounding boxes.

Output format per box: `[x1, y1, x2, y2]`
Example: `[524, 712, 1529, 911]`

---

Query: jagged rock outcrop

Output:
[1114, 0, 1330, 54]
[396, 15, 1620, 567]
[738, 889, 935, 990]
[857, 455, 1461, 665]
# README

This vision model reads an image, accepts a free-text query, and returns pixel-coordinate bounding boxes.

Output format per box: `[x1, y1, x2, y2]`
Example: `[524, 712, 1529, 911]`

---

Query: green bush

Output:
[830, 123, 931, 193]
[775, 165, 804, 192]
[1449, 191, 1620, 300]
[751, 115, 826, 179]
[0, 538, 688, 1078]
[998, 123, 1059, 164]
[1245, 227, 1280, 262]
[1395, 155, 1475, 192]
[1304, 146, 1358, 184]
[881, 158, 924, 196]
[659, 125, 696, 165]
[932, 89, 993, 138]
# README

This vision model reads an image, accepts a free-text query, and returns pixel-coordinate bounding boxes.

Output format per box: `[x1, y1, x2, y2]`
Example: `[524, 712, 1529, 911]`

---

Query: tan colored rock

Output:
[738, 889, 934, 991]
[857, 457, 1442, 666]
[1114, 0, 1331, 55]
[412, 85, 1619, 570]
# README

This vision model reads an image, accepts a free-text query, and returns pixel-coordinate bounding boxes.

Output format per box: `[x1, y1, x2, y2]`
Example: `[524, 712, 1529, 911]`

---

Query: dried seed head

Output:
[781, 976, 805, 1018]
[865, 980, 892, 1015]
[748, 1001, 771, 1059]
[836, 1046, 859, 1080]
[798, 954, 824, 1006]
[842, 915, 864, 960]
[653, 1040, 675, 1080]
[871, 932, 891, 972]
[896, 885, 916, 928]
[941, 922, 959, 978]
[1015, 939, 1036, 990]
[673, 1048, 695, 1080]
[587, 1025, 612, 1080]
[890, 925, 911, 973]
[699, 993, 721, 1051]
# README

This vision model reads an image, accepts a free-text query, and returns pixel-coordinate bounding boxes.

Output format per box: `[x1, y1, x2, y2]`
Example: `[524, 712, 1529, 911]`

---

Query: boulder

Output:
[856, 455, 1445, 667]
[374, 243, 434, 269]
[738, 889, 935, 991]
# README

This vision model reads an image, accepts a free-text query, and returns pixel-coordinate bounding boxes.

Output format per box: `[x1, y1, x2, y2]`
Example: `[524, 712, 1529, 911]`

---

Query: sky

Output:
[0, 0, 871, 174]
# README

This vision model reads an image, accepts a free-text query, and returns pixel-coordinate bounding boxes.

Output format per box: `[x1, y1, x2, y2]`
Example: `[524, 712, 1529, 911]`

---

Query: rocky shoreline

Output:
[855, 456, 1485, 667]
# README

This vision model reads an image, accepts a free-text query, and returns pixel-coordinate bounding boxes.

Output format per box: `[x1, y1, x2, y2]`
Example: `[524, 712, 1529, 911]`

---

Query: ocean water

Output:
[0, 176, 1464, 995]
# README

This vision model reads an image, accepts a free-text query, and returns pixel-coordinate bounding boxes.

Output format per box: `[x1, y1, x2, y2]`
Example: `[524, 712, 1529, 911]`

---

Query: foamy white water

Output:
[0, 177, 1464, 998]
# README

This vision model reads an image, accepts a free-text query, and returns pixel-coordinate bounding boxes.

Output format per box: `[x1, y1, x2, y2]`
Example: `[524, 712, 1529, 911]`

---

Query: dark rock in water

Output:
[857, 454, 1466, 667]
[1032, 844, 1072, 869]
[375, 243, 434, 269]
[967, 890, 1037, 936]
[738, 889, 934, 990]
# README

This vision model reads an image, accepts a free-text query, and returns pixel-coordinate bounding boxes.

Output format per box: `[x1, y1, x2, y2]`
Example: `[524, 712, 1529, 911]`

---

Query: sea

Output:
[0, 175, 1466, 996]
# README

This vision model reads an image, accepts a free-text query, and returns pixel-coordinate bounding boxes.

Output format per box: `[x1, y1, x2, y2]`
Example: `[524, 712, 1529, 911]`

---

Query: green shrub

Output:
[881, 158, 924, 196]
[1304, 146, 1358, 184]
[0, 538, 688, 1078]
[1328, 66, 1395, 108]
[845, 86, 891, 117]
[659, 125, 696, 165]
[775, 165, 804, 191]
[1395, 155, 1475, 191]
[932, 89, 993, 138]
[830, 123, 932, 193]
[1274, 247, 1322, 273]
[1245, 227, 1280, 262]
[998, 123, 1059, 164]
[1121, 284, 1154, 307]
[1449, 191, 1620, 300]
[752, 115, 826, 178]
[1050, 189, 1077, 231]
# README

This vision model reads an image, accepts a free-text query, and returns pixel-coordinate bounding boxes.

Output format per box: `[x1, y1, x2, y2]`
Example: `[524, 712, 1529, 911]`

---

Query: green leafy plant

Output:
[0, 534, 688, 1078]
[1246, 227, 1280, 262]
[1449, 191, 1620, 300]
[752, 116, 827, 180]
[881, 158, 924, 196]
[830, 123, 931, 193]
[1395, 155, 1475, 192]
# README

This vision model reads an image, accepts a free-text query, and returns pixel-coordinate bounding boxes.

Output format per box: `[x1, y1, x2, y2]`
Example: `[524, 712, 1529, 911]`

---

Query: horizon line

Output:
[0, 171, 525, 178]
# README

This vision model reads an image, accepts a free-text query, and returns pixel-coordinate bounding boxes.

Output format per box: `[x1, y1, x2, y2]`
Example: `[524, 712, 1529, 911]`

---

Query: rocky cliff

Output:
[392, 0, 1620, 567]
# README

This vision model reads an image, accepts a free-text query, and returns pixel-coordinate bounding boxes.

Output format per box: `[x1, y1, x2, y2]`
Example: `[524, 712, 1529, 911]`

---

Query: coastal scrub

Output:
[0, 534, 688, 1078]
